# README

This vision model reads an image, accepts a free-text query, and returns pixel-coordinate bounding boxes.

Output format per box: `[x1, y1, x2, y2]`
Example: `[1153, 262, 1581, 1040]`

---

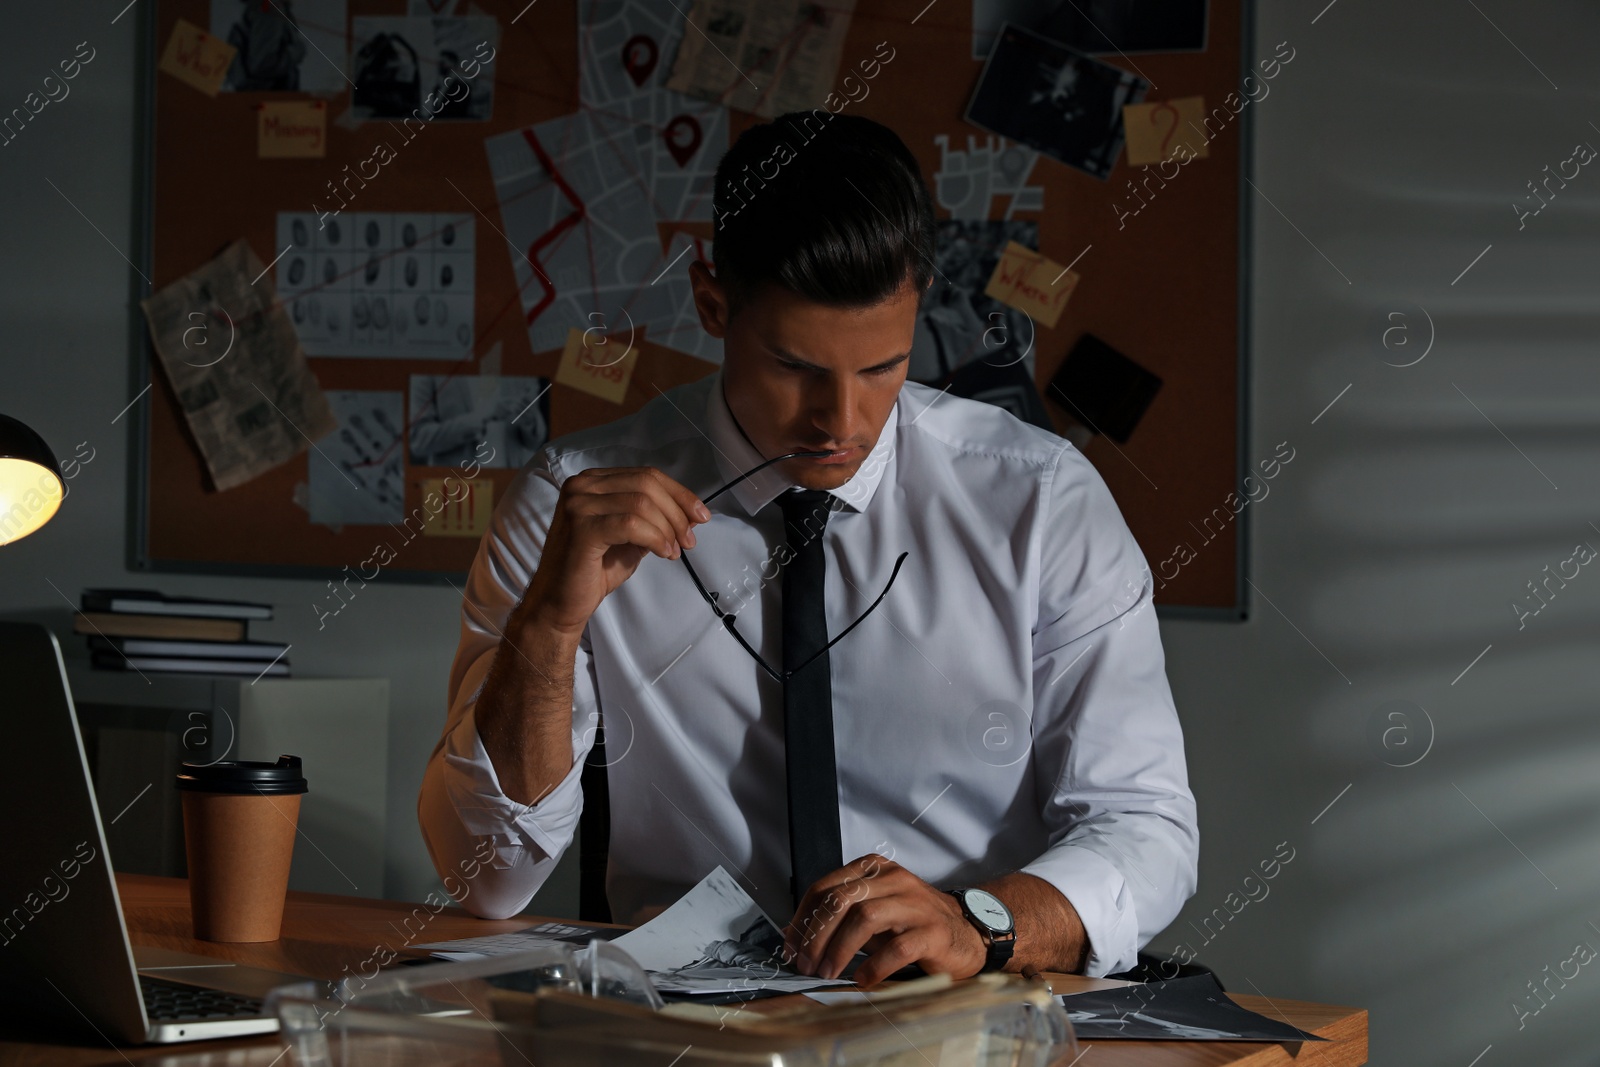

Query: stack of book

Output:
[73, 588, 289, 678]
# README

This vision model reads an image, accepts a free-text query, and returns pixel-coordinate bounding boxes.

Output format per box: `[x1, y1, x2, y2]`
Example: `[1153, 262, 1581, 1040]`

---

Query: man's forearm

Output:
[472, 608, 582, 807]
[980, 871, 1090, 975]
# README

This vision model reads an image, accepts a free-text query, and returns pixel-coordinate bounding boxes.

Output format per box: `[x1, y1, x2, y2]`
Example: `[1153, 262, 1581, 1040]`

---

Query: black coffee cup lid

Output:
[175, 755, 308, 796]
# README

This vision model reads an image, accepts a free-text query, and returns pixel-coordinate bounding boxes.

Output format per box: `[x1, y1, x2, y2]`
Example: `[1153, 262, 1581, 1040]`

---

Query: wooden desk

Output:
[1, 874, 1367, 1066]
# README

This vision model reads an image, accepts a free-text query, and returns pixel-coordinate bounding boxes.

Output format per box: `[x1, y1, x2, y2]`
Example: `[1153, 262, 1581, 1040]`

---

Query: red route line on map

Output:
[240, 8, 719, 342]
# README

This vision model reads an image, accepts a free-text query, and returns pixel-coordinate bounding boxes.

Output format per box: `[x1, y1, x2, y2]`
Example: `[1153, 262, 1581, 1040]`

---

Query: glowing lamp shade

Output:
[0, 413, 63, 547]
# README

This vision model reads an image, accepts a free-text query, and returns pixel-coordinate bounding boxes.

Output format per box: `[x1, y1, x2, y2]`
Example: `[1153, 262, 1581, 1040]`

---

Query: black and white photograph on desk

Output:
[1057, 975, 1325, 1042]
[210, 0, 348, 93]
[350, 16, 499, 122]
[965, 22, 1148, 180]
[408, 374, 550, 470]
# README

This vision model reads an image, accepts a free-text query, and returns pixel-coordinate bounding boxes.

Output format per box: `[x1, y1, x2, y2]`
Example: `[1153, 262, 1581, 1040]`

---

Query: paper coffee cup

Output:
[175, 755, 308, 943]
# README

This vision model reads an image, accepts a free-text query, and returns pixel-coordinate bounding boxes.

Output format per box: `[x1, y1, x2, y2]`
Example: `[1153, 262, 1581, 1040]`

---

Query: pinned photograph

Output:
[408, 374, 550, 470]
[308, 390, 405, 527]
[210, 0, 347, 94]
[966, 22, 1148, 180]
[351, 16, 499, 121]
[1036, 0, 1208, 55]
[909, 219, 1039, 383]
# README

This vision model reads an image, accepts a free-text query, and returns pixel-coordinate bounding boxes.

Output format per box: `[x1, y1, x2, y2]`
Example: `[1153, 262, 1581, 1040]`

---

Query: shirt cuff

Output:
[1021, 844, 1139, 978]
[439, 705, 586, 868]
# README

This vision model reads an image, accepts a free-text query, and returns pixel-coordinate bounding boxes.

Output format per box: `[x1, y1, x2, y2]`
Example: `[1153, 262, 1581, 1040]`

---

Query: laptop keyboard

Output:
[139, 974, 265, 1021]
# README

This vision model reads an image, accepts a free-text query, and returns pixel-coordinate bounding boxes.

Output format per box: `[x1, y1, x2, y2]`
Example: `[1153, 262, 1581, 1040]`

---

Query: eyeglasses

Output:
[678, 450, 909, 683]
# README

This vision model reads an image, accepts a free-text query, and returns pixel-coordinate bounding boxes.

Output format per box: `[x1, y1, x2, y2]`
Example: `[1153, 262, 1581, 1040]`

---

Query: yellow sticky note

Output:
[421, 478, 493, 537]
[258, 100, 327, 159]
[158, 19, 235, 98]
[1122, 97, 1211, 167]
[983, 242, 1079, 329]
[555, 326, 639, 404]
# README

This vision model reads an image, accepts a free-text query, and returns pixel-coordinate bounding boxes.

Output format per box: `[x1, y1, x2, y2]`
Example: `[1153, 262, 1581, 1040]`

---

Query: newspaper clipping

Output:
[140, 239, 337, 491]
[666, 0, 858, 118]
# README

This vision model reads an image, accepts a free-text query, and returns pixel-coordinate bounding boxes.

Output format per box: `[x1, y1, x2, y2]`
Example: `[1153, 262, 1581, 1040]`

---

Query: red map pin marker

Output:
[664, 114, 702, 167]
[622, 34, 658, 87]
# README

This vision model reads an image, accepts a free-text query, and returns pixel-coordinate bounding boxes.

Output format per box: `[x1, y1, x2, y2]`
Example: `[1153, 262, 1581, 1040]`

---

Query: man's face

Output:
[689, 262, 919, 491]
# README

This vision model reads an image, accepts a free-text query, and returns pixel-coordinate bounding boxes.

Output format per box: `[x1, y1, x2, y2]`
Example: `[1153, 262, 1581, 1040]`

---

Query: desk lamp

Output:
[0, 413, 63, 546]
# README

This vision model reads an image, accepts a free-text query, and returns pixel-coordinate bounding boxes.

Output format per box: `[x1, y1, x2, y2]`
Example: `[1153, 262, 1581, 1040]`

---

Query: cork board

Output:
[136, 0, 1246, 611]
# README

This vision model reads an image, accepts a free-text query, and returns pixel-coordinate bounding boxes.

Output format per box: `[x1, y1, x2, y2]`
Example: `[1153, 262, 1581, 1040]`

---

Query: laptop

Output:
[0, 621, 308, 1043]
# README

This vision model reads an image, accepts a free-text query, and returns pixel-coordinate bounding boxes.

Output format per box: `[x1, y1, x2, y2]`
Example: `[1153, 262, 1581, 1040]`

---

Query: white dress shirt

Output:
[418, 370, 1198, 977]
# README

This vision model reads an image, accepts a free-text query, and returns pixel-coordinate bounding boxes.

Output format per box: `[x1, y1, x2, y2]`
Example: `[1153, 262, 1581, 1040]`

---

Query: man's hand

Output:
[476, 466, 709, 807]
[516, 466, 711, 638]
[781, 854, 987, 987]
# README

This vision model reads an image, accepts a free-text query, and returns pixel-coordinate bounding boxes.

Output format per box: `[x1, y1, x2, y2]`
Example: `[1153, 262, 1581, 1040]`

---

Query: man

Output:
[419, 112, 1197, 984]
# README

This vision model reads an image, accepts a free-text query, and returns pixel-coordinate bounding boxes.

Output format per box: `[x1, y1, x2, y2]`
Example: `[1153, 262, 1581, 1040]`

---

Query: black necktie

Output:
[775, 488, 844, 909]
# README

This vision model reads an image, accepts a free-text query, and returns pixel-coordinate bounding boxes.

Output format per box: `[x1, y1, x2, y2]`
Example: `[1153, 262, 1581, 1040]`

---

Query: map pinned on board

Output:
[577, 0, 726, 218]
[933, 133, 1044, 220]
[663, 114, 703, 168]
[484, 114, 724, 364]
[622, 33, 658, 86]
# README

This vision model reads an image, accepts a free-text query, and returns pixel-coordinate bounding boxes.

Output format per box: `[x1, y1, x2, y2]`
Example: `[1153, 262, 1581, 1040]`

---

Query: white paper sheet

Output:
[277, 211, 476, 360]
[485, 7, 728, 364]
[307, 390, 405, 527]
[417, 866, 852, 996]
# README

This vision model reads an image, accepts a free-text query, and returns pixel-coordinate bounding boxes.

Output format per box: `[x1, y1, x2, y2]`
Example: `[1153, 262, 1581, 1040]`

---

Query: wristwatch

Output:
[949, 887, 1015, 973]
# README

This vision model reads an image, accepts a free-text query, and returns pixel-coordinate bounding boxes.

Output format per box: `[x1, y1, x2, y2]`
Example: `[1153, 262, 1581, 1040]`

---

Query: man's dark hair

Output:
[711, 111, 936, 316]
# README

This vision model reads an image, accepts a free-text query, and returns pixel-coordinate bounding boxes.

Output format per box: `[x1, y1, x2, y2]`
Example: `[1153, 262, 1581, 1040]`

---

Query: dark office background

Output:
[3, 3, 1598, 1064]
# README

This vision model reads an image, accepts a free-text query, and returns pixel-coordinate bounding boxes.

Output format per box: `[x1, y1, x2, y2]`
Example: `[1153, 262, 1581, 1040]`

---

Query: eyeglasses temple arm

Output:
[723, 617, 785, 683]
[702, 450, 834, 506]
[679, 553, 785, 683]
[678, 553, 725, 616]
[788, 551, 910, 677]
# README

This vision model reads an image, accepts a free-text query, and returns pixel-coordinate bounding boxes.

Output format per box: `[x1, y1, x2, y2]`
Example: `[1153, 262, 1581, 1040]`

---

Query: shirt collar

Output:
[701, 370, 896, 517]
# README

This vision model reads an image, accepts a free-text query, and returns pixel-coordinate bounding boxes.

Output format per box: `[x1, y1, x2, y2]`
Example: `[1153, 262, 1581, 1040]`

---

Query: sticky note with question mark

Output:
[1122, 97, 1211, 167]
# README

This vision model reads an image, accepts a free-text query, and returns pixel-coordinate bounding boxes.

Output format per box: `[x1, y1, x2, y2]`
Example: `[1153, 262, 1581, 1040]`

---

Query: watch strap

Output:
[950, 888, 1016, 973]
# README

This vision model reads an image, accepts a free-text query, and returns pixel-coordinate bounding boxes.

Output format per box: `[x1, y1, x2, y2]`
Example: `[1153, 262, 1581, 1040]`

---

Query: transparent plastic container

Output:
[268, 943, 1077, 1067]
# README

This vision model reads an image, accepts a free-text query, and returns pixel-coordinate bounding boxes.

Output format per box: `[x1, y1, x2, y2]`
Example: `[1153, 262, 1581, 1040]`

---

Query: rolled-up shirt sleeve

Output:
[417, 450, 601, 920]
[1018, 446, 1199, 977]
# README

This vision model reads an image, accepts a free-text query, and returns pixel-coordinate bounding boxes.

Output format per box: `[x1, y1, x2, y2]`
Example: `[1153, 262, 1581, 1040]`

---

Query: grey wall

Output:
[1152, 3, 1600, 1065]
[0, 4, 579, 917]
[2, 3, 1597, 1064]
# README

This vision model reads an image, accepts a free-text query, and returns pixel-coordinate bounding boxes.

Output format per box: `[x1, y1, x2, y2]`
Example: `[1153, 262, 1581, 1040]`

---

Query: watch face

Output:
[963, 889, 1011, 932]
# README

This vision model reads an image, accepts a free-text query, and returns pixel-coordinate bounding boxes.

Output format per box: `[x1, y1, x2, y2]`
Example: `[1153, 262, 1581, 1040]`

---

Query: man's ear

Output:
[689, 260, 731, 339]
